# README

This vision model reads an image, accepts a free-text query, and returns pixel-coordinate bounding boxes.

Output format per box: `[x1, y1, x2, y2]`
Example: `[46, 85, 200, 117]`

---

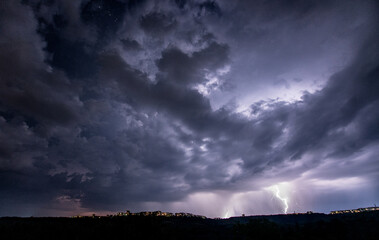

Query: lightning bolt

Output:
[271, 185, 289, 214]
[223, 210, 229, 218]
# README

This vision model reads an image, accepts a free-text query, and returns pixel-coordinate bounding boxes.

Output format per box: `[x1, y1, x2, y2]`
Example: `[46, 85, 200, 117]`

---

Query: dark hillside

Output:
[1, 211, 378, 240]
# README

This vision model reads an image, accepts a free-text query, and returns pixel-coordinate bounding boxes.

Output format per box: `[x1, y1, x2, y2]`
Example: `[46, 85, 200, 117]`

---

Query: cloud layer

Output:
[0, 0, 378, 217]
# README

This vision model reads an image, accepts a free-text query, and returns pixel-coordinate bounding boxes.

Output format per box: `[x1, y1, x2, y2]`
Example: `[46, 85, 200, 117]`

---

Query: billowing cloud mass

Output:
[0, 0, 378, 217]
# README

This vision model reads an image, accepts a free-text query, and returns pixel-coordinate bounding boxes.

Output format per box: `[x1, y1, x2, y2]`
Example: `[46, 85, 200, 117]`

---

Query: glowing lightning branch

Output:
[272, 185, 289, 214]
[223, 210, 229, 219]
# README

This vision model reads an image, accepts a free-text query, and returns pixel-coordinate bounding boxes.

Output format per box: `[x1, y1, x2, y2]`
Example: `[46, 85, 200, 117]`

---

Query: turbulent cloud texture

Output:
[0, 0, 378, 217]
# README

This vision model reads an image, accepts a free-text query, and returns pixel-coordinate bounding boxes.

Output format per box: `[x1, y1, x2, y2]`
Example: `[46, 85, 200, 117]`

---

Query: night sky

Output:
[0, 0, 379, 217]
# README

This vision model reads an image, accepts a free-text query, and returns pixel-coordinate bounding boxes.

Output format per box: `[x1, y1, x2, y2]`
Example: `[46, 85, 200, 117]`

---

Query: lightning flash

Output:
[223, 210, 229, 219]
[270, 185, 289, 214]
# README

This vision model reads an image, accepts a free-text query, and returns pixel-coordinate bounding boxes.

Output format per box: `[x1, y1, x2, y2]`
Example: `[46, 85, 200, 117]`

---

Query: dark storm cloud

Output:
[140, 11, 177, 36]
[0, 1, 80, 127]
[120, 38, 142, 51]
[282, 33, 379, 159]
[157, 42, 229, 86]
[0, 0, 378, 216]
[98, 44, 234, 137]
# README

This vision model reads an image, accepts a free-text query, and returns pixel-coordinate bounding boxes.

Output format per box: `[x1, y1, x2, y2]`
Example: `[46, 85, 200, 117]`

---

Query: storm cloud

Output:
[0, 0, 378, 217]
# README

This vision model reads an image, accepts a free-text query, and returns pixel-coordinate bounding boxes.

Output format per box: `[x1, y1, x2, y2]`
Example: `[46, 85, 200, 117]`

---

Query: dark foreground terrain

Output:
[1, 211, 379, 240]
